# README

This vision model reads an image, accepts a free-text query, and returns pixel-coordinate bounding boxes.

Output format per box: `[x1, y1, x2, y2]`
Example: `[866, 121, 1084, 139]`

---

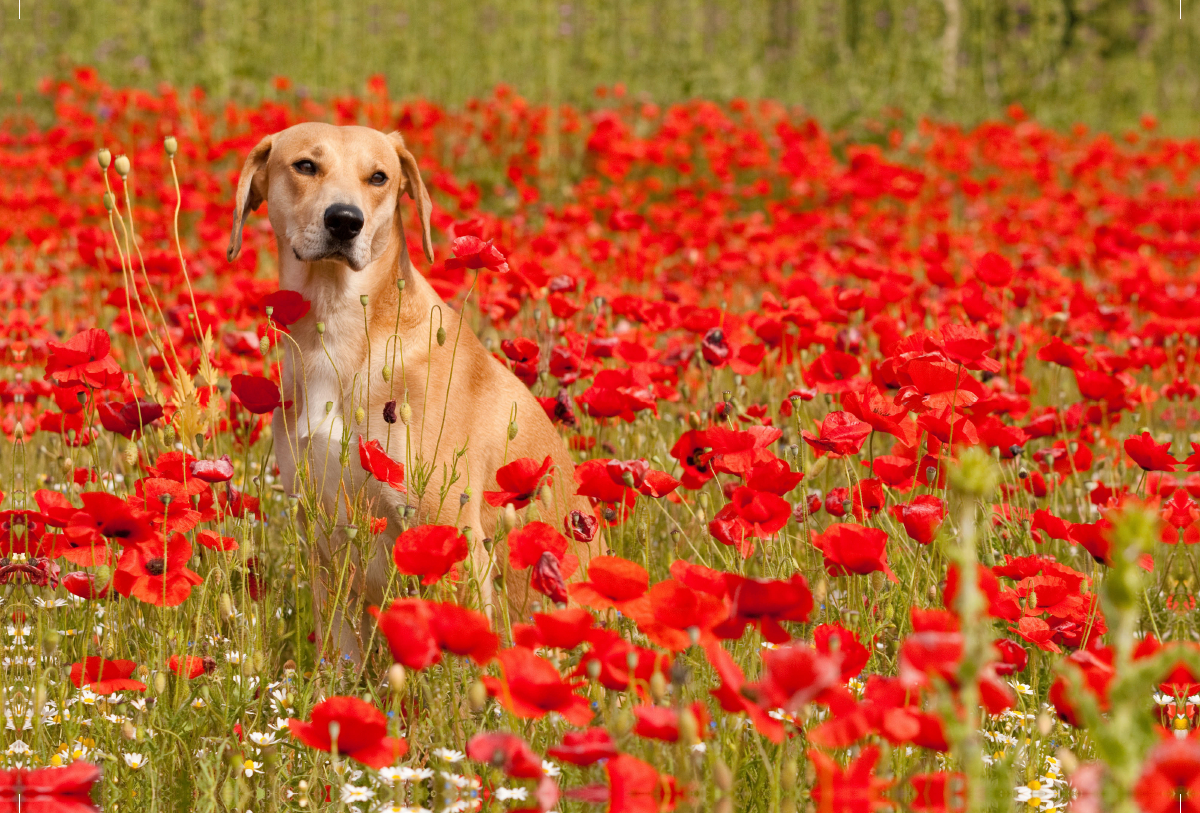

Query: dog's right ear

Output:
[227, 134, 274, 262]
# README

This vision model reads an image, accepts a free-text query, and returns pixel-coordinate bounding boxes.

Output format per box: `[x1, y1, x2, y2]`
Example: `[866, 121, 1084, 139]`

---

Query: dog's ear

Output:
[388, 131, 434, 265]
[227, 134, 274, 263]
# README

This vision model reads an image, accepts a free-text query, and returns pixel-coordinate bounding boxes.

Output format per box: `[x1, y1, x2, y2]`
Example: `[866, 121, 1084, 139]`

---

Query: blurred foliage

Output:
[4, 0, 1198, 134]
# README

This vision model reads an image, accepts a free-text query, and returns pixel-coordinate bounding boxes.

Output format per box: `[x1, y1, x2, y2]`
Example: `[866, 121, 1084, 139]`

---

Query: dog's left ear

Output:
[388, 131, 434, 265]
[227, 134, 274, 262]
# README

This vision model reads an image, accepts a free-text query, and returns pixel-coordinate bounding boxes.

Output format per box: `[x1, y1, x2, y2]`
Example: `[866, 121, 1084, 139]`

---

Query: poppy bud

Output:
[468, 679, 488, 712]
[103, 192, 115, 211]
[218, 593, 234, 621]
[678, 707, 699, 746]
[399, 401, 412, 425]
[98, 148, 111, 169]
[714, 760, 733, 792]
[163, 136, 178, 157]
[504, 504, 518, 530]
[508, 419, 518, 440]
[114, 154, 130, 177]
[387, 664, 406, 694]
[586, 659, 602, 680]
[437, 326, 447, 346]
[649, 671, 667, 702]
[154, 672, 168, 695]
[259, 335, 270, 356]
[626, 651, 639, 671]
[354, 406, 365, 425]
[124, 439, 138, 466]
[381, 365, 392, 382]
[781, 759, 798, 789]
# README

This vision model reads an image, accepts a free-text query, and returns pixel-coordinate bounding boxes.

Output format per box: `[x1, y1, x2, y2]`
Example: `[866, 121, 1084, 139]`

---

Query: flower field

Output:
[5, 67, 1200, 812]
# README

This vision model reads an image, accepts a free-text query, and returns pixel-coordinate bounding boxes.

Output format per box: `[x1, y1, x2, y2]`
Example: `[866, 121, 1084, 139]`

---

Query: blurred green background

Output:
[5, 0, 1199, 133]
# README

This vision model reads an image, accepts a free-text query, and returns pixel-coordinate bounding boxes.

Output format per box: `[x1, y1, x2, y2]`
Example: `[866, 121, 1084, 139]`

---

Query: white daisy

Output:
[341, 785, 376, 802]
[123, 753, 148, 769]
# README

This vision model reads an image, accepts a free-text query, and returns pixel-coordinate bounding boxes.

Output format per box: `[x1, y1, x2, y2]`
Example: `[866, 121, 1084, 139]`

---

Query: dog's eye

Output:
[369, 172, 388, 186]
[293, 160, 317, 176]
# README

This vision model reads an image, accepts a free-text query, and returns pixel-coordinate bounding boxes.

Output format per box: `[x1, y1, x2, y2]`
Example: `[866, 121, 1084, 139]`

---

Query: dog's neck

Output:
[276, 221, 430, 435]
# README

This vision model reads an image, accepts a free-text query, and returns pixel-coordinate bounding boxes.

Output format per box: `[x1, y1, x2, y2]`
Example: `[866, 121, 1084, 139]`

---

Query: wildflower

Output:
[241, 759, 262, 777]
[341, 784, 376, 803]
[390, 525, 467, 585]
[358, 437, 406, 492]
[288, 696, 407, 768]
[44, 328, 124, 390]
[123, 753, 148, 769]
[484, 455, 552, 508]
[433, 748, 466, 763]
[69, 657, 146, 695]
[111, 534, 204, 606]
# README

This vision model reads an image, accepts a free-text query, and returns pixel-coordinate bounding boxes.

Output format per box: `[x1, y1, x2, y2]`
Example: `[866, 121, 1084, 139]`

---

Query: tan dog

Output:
[227, 123, 592, 663]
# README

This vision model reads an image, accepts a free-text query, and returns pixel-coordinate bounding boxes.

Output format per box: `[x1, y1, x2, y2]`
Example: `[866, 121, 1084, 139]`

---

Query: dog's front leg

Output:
[312, 523, 367, 668]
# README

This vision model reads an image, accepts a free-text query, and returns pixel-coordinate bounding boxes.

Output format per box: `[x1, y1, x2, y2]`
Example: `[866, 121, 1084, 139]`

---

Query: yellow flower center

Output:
[1176, 716, 1189, 730]
[1028, 780, 1041, 791]
[243, 760, 255, 772]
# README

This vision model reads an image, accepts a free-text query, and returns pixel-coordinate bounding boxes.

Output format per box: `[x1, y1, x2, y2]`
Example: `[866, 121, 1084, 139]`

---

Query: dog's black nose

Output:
[324, 204, 364, 241]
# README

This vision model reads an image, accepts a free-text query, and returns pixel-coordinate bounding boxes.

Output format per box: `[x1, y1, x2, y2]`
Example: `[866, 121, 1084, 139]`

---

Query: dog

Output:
[226, 123, 595, 663]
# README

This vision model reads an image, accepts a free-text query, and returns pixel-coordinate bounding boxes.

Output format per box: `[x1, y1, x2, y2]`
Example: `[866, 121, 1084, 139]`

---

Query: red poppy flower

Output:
[802, 411, 872, 457]
[669, 429, 715, 489]
[69, 657, 146, 695]
[44, 328, 124, 390]
[720, 573, 813, 644]
[547, 728, 617, 766]
[750, 642, 844, 713]
[190, 455, 235, 483]
[288, 696, 407, 769]
[369, 599, 442, 670]
[357, 437, 406, 492]
[465, 731, 542, 779]
[64, 491, 156, 557]
[1134, 736, 1200, 813]
[745, 457, 804, 495]
[810, 523, 898, 582]
[1125, 432, 1178, 472]
[814, 623, 871, 681]
[632, 702, 709, 743]
[891, 495, 947, 545]
[0, 761, 102, 813]
[974, 251, 1013, 287]
[485, 455, 552, 508]
[196, 529, 238, 551]
[444, 236, 509, 273]
[569, 556, 649, 610]
[168, 655, 214, 679]
[61, 570, 109, 600]
[503, 522, 567, 571]
[428, 602, 501, 664]
[480, 646, 593, 725]
[259, 289, 311, 325]
[607, 753, 684, 813]
[703, 640, 785, 743]
[909, 772, 967, 813]
[808, 746, 894, 812]
[514, 607, 595, 650]
[392, 524, 468, 585]
[230, 374, 286, 414]
[531, 551, 570, 605]
[112, 534, 204, 607]
[130, 477, 206, 533]
[939, 324, 1000, 372]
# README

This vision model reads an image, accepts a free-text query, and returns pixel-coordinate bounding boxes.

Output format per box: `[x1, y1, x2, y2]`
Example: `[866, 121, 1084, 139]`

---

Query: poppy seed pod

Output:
[387, 664, 406, 694]
[103, 192, 115, 211]
[399, 401, 412, 425]
[163, 136, 177, 157]
[98, 148, 112, 169]
[114, 154, 130, 177]
[316, 321, 326, 335]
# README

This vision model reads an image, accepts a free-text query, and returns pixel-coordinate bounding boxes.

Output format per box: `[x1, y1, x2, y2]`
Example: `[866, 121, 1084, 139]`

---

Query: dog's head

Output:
[226, 123, 433, 271]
